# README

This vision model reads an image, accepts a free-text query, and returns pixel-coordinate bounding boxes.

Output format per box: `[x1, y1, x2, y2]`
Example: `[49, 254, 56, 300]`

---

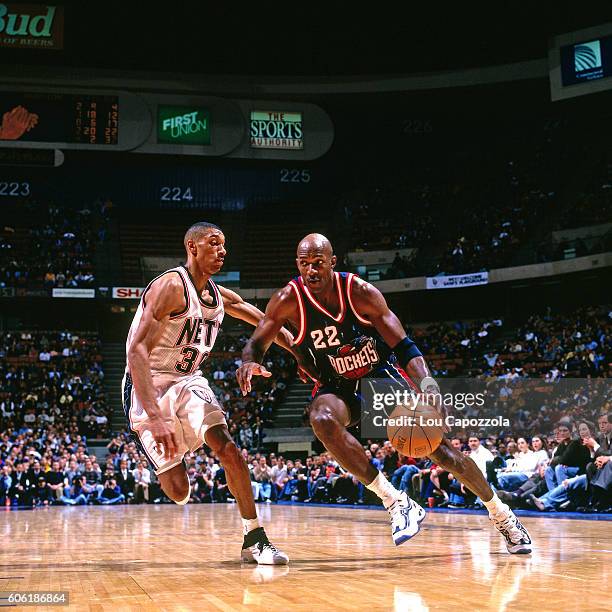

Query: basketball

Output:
[386, 402, 444, 457]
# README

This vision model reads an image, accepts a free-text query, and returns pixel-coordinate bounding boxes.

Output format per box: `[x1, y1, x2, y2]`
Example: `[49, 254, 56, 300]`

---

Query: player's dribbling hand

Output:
[236, 362, 272, 395]
[420, 378, 450, 433]
[148, 414, 178, 461]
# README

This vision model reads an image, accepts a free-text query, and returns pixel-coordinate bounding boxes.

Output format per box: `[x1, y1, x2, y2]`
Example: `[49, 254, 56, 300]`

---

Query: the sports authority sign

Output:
[250, 110, 303, 150]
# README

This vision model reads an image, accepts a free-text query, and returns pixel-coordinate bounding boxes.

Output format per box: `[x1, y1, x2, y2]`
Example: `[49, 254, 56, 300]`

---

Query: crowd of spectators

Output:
[377, 412, 611, 514]
[345, 182, 439, 253]
[436, 188, 555, 275]
[0, 199, 111, 289]
[0, 331, 109, 439]
[0, 428, 156, 507]
[344, 118, 611, 278]
[411, 305, 611, 381]
[2, 414, 609, 513]
[0, 303, 609, 513]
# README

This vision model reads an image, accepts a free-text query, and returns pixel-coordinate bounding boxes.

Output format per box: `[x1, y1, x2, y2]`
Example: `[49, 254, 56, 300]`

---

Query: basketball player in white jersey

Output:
[124, 222, 292, 564]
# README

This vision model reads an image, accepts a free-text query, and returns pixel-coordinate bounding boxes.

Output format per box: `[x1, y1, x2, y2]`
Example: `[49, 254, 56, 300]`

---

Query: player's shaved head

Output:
[184, 222, 223, 250]
[296, 233, 336, 293]
[297, 233, 333, 257]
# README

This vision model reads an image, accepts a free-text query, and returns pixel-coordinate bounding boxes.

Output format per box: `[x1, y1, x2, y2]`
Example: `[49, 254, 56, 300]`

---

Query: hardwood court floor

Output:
[1, 504, 609, 611]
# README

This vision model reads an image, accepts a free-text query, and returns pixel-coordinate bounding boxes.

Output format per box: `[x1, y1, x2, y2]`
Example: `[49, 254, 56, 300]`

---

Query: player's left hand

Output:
[420, 376, 449, 433]
[236, 361, 271, 395]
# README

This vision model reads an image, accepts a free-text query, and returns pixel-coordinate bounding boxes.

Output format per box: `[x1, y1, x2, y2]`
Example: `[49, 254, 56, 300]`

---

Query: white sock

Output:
[366, 472, 402, 508]
[242, 517, 260, 535]
[482, 493, 505, 514]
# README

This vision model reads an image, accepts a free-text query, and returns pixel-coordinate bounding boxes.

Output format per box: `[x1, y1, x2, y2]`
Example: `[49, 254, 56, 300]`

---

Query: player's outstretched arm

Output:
[217, 284, 295, 353]
[127, 273, 185, 459]
[236, 286, 296, 395]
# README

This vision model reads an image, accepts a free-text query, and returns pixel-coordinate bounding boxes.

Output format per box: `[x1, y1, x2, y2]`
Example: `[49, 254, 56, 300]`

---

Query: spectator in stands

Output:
[9, 462, 31, 506]
[391, 462, 420, 495]
[194, 467, 214, 503]
[98, 477, 125, 505]
[531, 435, 550, 465]
[289, 458, 309, 502]
[61, 477, 88, 506]
[494, 437, 539, 491]
[584, 413, 612, 509]
[0, 465, 12, 505]
[239, 420, 253, 450]
[498, 461, 549, 508]
[545, 421, 591, 491]
[64, 459, 81, 484]
[253, 457, 273, 503]
[115, 459, 135, 501]
[529, 473, 589, 512]
[330, 470, 360, 504]
[468, 435, 494, 478]
[272, 457, 288, 499]
[133, 461, 151, 504]
[213, 466, 229, 503]
[31, 476, 53, 507]
[46, 460, 65, 502]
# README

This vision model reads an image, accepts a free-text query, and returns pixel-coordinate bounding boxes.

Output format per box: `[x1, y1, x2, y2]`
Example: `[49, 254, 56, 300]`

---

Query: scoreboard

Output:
[0, 91, 119, 145]
[0, 86, 333, 159]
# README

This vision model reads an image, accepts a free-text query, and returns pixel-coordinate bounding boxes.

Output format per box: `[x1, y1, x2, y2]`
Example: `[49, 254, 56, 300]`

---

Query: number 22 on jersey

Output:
[310, 326, 340, 349]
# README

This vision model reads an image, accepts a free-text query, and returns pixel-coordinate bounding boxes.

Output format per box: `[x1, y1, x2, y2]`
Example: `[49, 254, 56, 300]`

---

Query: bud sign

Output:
[0, 4, 64, 49]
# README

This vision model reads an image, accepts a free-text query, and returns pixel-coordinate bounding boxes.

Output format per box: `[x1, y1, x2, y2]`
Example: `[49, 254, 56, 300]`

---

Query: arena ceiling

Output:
[2, 3, 610, 77]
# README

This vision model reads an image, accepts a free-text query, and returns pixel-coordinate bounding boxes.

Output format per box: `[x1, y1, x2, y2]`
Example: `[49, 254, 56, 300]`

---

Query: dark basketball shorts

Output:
[309, 360, 418, 428]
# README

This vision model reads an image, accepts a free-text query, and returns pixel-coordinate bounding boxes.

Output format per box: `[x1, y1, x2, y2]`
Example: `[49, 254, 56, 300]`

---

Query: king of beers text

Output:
[0, 4, 62, 49]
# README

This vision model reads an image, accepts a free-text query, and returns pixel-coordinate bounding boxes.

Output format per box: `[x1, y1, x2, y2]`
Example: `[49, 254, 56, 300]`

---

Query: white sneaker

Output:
[489, 504, 532, 554]
[387, 492, 426, 546]
[241, 527, 289, 565]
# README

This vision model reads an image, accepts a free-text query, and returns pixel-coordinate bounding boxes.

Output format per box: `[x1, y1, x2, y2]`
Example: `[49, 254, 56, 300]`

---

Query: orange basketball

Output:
[386, 402, 444, 458]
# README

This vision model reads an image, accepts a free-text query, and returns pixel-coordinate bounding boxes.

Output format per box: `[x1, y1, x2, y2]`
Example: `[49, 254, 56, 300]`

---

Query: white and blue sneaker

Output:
[387, 492, 426, 546]
[489, 504, 532, 554]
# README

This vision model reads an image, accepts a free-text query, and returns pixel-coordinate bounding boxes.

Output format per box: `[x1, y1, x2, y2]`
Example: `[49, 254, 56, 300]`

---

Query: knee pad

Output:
[175, 483, 191, 505]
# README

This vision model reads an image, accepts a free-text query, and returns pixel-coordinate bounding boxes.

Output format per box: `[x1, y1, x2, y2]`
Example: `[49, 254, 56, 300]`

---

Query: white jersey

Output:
[125, 266, 224, 384]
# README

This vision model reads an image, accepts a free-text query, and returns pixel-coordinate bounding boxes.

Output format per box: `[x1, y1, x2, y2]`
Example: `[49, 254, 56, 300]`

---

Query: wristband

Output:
[392, 336, 422, 364]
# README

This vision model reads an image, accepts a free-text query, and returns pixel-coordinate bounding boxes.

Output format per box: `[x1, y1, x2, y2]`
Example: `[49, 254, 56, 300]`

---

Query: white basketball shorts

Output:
[122, 371, 227, 475]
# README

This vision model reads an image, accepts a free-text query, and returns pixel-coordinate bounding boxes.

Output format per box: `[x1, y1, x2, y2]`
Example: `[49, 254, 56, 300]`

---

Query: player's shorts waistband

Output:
[314, 360, 418, 393]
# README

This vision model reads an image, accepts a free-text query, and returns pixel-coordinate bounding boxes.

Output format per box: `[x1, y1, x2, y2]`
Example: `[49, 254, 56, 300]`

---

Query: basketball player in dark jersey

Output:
[237, 234, 532, 553]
